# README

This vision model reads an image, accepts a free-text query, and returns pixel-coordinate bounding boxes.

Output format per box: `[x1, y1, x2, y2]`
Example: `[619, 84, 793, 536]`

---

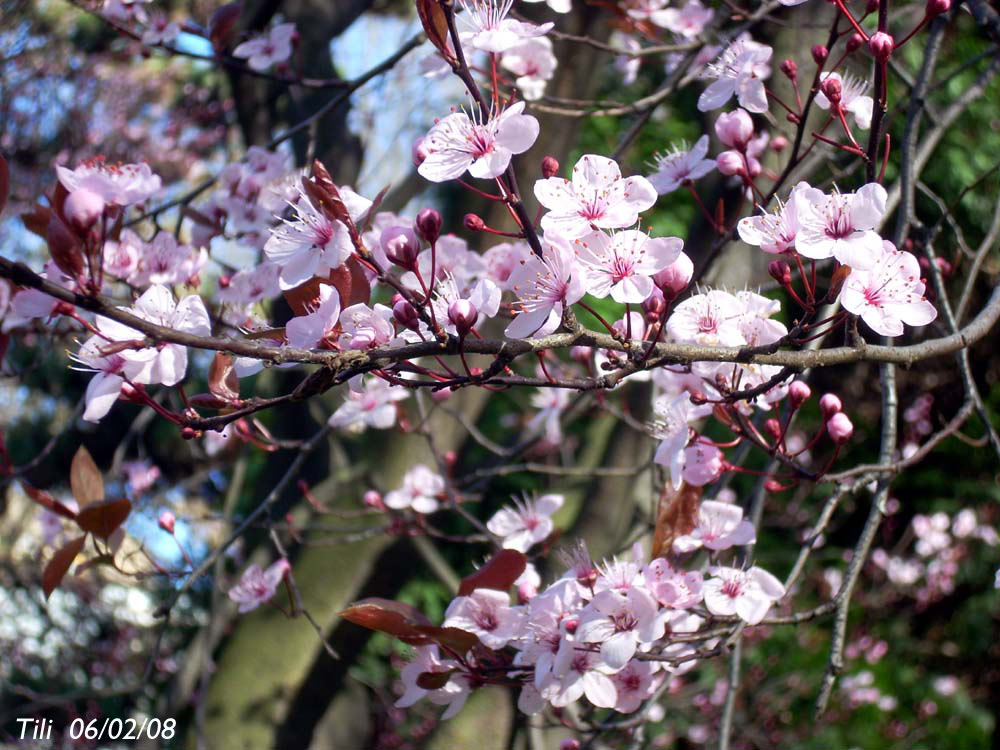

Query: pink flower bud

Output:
[820, 76, 842, 105]
[765, 479, 790, 493]
[560, 741, 581, 750]
[380, 225, 420, 269]
[652, 252, 693, 299]
[715, 109, 754, 149]
[541, 156, 560, 178]
[820, 393, 842, 419]
[431, 386, 453, 402]
[392, 298, 420, 330]
[926, 0, 950, 15]
[448, 299, 477, 336]
[868, 31, 894, 62]
[764, 418, 782, 441]
[571, 345, 592, 365]
[158, 511, 176, 534]
[780, 59, 798, 79]
[563, 618, 579, 634]
[363, 490, 385, 510]
[768, 259, 792, 286]
[218, 275, 231, 288]
[745, 156, 762, 178]
[412, 137, 429, 166]
[826, 412, 854, 443]
[463, 213, 486, 232]
[64, 188, 105, 233]
[772, 137, 790, 154]
[716, 150, 745, 176]
[415, 208, 443, 244]
[789, 380, 811, 408]
[811, 45, 829, 64]
[642, 292, 666, 321]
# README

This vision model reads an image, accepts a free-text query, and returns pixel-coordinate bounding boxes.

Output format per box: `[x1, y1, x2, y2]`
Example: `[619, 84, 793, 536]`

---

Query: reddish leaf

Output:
[458, 549, 527, 596]
[188, 393, 232, 410]
[0, 153, 8, 217]
[21, 204, 50, 239]
[47, 211, 84, 278]
[339, 598, 433, 643]
[208, 352, 241, 402]
[358, 184, 391, 236]
[42, 535, 86, 599]
[826, 264, 853, 302]
[413, 625, 481, 656]
[651, 482, 702, 559]
[76, 498, 131, 540]
[416, 670, 454, 690]
[70, 446, 104, 507]
[209, 2, 243, 51]
[416, 0, 455, 64]
[22, 482, 78, 520]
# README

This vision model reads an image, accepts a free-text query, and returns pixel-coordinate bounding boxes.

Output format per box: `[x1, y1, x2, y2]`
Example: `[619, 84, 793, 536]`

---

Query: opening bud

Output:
[363, 490, 386, 510]
[768, 259, 792, 286]
[820, 393, 842, 419]
[714, 109, 754, 149]
[642, 292, 666, 322]
[820, 76, 842, 105]
[64, 188, 106, 234]
[788, 380, 812, 408]
[541, 156, 560, 178]
[415, 208, 443, 244]
[716, 150, 745, 176]
[158, 511, 176, 535]
[448, 299, 478, 336]
[652, 252, 693, 299]
[868, 31, 894, 62]
[380, 225, 420, 270]
[811, 45, 829, 65]
[463, 213, 486, 232]
[826, 412, 854, 444]
[392, 297, 420, 330]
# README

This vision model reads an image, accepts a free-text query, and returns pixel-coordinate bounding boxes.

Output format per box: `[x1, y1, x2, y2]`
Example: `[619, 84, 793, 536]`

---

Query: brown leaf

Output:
[0, 153, 8, 217]
[22, 482, 78, 520]
[358, 184, 391, 236]
[339, 598, 434, 644]
[413, 625, 482, 656]
[458, 549, 527, 596]
[70, 446, 104, 507]
[826, 264, 853, 302]
[76, 498, 131, 540]
[416, 0, 455, 63]
[42, 535, 86, 599]
[416, 670, 454, 690]
[208, 352, 241, 402]
[47, 211, 84, 278]
[651, 482, 702, 559]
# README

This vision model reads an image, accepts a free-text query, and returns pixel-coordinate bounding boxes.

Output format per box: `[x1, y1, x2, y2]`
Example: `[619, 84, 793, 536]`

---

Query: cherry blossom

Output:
[228, 558, 291, 613]
[487, 493, 564, 551]
[643, 558, 704, 609]
[285, 284, 342, 350]
[702, 565, 785, 625]
[575, 230, 684, 303]
[546, 640, 618, 708]
[123, 460, 160, 494]
[328, 375, 409, 431]
[129, 232, 207, 287]
[698, 37, 772, 114]
[796, 183, 887, 269]
[102, 229, 142, 279]
[653, 0, 714, 37]
[506, 234, 586, 338]
[651, 393, 693, 489]
[534, 154, 657, 239]
[681, 442, 724, 486]
[667, 289, 745, 346]
[70, 336, 129, 423]
[4, 262, 76, 332]
[384, 465, 446, 514]
[610, 660, 658, 713]
[458, 0, 553, 53]
[815, 72, 874, 130]
[418, 102, 539, 182]
[483, 240, 533, 289]
[443, 589, 524, 649]
[95, 285, 211, 387]
[396, 645, 469, 720]
[838, 240, 937, 337]
[500, 37, 557, 101]
[56, 158, 162, 206]
[431, 276, 501, 336]
[576, 587, 663, 670]
[141, 13, 180, 45]
[737, 181, 823, 254]
[527, 387, 571, 444]
[673, 500, 756, 553]
[232, 23, 297, 72]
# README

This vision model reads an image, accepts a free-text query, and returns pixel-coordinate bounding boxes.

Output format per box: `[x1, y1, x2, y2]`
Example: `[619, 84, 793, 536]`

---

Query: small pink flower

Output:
[815, 72, 873, 130]
[500, 37, 557, 101]
[443, 589, 524, 649]
[487, 494, 564, 552]
[385, 465, 445, 514]
[285, 284, 342, 350]
[651, 0, 714, 37]
[229, 558, 291, 613]
[158, 511, 176, 534]
[328, 375, 409, 432]
[682, 443, 724, 486]
[703, 565, 785, 624]
[576, 587, 663, 670]
[796, 183, 887, 270]
[672, 500, 756, 553]
[459, 0, 553, 53]
[698, 37, 772, 114]
[124, 460, 161, 494]
[575, 230, 684, 304]
[506, 235, 586, 338]
[233, 23, 297, 71]
[57, 158, 162, 206]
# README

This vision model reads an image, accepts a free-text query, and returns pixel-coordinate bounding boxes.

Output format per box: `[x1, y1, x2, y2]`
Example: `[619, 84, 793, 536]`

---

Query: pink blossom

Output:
[643, 558, 704, 609]
[527, 387, 571, 444]
[328, 375, 409, 432]
[610, 659, 657, 713]
[487, 493, 564, 551]
[652, 393, 693, 489]
[534, 154, 657, 239]
[69, 336, 129, 423]
[141, 13, 180, 45]
[228, 558, 291, 613]
[673, 500, 756, 553]
[575, 230, 684, 303]
[506, 234, 586, 338]
[123, 460, 161, 494]
[385, 465, 445, 514]
[216, 262, 281, 307]
[418, 102, 539, 182]
[546, 640, 618, 708]
[338, 302, 395, 349]
[483, 240, 533, 289]
[652, 0, 715, 37]
[577, 587, 663, 670]
[285, 284, 342, 349]
[396, 645, 469, 719]
[838, 241, 937, 337]
[737, 181, 823, 254]
[233, 23, 297, 72]
[667, 289, 745, 346]
[443, 589, 524, 649]
[698, 37, 772, 114]
[815, 72, 874, 130]
[682, 442, 724, 486]
[796, 183, 887, 269]
[702, 565, 785, 624]
[57, 158, 162, 206]
[500, 37, 557, 101]
[102, 229, 142, 279]
[431, 277, 501, 336]
[130, 232, 207, 287]
[459, 0, 553, 53]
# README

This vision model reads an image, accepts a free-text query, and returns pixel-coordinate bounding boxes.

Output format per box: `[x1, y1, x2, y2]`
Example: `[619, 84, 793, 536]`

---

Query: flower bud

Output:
[745, 156, 762, 178]
[380, 225, 420, 269]
[811, 45, 829, 65]
[64, 188, 106, 234]
[431, 386, 453, 402]
[181, 426, 202, 440]
[642, 292, 666, 322]
[820, 76, 842, 105]
[415, 208, 443, 244]
[764, 418, 782, 441]
[411, 137, 429, 166]
[571, 345, 592, 365]
[560, 741, 581, 750]
[218, 274, 231, 288]
[716, 150, 745, 176]
[158, 511, 176, 534]
[768, 259, 792, 286]
[448, 299, 477, 336]
[392, 297, 420, 330]
[771, 135, 789, 152]
[845, 32, 863, 53]
[866, 0, 879, 12]
[541, 156, 560, 178]
[765, 479, 790, 493]
[868, 31, 894, 62]
[789, 380, 811, 408]
[463, 213, 486, 232]
[826, 412, 854, 443]
[926, 0, 950, 15]
[363, 490, 385, 510]
[715, 109, 754, 149]
[820, 393, 842, 419]
[652, 252, 693, 299]
[780, 59, 798, 79]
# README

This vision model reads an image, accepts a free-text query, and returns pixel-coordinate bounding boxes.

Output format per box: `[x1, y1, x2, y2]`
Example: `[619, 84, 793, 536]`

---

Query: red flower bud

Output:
[811, 45, 829, 65]
[764, 418, 782, 441]
[392, 298, 420, 330]
[415, 208, 443, 244]
[541, 156, 560, 178]
[820, 76, 842, 104]
[926, 0, 950, 15]
[820, 393, 842, 419]
[846, 32, 865, 53]
[868, 31, 894, 62]
[789, 380, 811, 408]
[768, 259, 792, 286]
[780, 59, 798, 79]
[158, 511, 176, 534]
[463, 213, 486, 232]
[380, 225, 420, 269]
